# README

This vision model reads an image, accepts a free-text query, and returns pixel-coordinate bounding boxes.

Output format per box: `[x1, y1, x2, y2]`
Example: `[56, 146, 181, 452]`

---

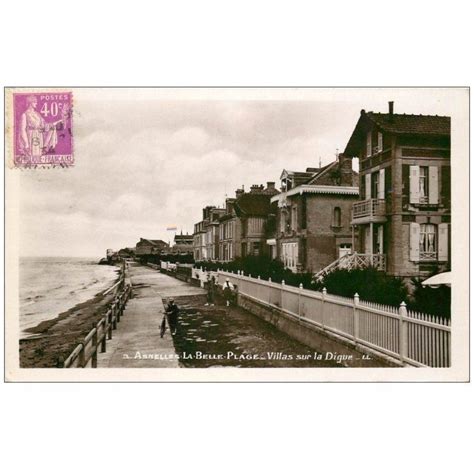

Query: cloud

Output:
[17, 90, 456, 257]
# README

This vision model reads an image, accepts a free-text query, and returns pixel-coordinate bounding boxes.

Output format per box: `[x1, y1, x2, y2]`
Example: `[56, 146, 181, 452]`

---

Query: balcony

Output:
[351, 198, 387, 225]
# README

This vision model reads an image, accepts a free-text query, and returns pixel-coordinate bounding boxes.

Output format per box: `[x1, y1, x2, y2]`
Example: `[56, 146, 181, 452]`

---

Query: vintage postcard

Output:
[4, 87, 469, 382]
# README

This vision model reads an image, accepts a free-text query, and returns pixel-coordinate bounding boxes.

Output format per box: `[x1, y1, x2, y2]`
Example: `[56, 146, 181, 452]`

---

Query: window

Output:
[281, 242, 298, 272]
[372, 171, 379, 200]
[377, 132, 383, 153]
[366, 131, 372, 157]
[280, 210, 289, 233]
[291, 206, 298, 231]
[419, 166, 429, 204]
[280, 212, 285, 233]
[409, 165, 439, 205]
[419, 224, 436, 260]
[333, 207, 341, 227]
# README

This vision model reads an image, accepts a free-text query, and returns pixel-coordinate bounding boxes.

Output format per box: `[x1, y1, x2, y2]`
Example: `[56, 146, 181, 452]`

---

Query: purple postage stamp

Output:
[13, 92, 73, 168]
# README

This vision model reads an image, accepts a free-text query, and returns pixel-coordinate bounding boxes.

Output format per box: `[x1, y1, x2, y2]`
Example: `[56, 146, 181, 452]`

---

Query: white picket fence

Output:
[215, 270, 451, 368]
[160, 261, 177, 271]
[193, 267, 219, 287]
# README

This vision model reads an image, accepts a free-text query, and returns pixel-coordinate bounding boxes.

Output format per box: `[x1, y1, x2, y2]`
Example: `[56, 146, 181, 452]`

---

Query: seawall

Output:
[236, 293, 399, 367]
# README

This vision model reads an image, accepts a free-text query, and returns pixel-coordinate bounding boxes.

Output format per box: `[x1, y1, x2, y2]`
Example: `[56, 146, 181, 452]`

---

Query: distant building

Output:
[172, 232, 194, 254]
[118, 247, 135, 258]
[193, 206, 225, 261]
[218, 198, 238, 262]
[271, 155, 359, 273]
[205, 208, 226, 260]
[217, 183, 278, 262]
[235, 183, 279, 258]
[135, 238, 169, 256]
[344, 101, 451, 279]
[106, 249, 116, 258]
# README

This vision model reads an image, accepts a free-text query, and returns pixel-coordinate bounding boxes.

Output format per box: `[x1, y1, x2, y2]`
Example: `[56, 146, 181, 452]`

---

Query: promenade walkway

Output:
[97, 263, 205, 368]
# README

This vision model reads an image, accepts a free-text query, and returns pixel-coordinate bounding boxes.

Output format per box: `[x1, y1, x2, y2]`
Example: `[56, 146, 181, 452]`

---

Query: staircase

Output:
[314, 253, 386, 282]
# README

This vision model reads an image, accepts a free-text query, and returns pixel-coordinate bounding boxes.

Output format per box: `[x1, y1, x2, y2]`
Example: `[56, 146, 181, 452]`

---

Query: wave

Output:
[20, 258, 118, 331]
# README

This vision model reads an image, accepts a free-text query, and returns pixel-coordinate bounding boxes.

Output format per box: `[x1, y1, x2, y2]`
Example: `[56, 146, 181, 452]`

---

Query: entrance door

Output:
[339, 244, 352, 259]
[373, 225, 384, 254]
[364, 226, 371, 254]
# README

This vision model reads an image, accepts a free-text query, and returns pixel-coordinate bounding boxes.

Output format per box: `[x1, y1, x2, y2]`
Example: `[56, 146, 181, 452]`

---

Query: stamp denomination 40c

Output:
[13, 92, 73, 168]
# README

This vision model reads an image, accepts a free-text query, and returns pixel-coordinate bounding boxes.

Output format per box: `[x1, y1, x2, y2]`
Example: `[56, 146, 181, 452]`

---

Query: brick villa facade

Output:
[344, 102, 451, 279]
[270, 154, 359, 273]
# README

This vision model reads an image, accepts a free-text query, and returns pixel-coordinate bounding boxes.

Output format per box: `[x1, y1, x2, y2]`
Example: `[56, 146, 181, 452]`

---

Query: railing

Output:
[216, 270, 450, 367]
[63, 279, 132, 368]
[192, 267, 219, 287]
[315, 253, 386, 281]
[352, 198, 386, 220]
[160, 261, 177, 271]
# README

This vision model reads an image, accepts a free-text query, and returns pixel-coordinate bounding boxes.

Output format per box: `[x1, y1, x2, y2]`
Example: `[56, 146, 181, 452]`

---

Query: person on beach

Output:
[205, 274, 215, 306]
[162, 298, 179, 337]
[222, 278, 234, 307]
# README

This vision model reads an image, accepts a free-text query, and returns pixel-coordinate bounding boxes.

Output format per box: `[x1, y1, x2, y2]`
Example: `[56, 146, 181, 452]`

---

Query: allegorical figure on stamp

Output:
[18, 95, 68, 158]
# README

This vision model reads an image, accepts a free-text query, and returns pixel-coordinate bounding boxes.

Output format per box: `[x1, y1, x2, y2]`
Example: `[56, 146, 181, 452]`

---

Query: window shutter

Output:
[378, 168, 385, 199]
[377, 132, 383, 153]
[429, 166, 439, 204]
[438, 223, 449, 261]
[365, 173, 371, 199]
[409, 165, 420, 204]
[409, 223, 420, 262]
[441, 166, 451, 207]
[366, 132, 372, 157]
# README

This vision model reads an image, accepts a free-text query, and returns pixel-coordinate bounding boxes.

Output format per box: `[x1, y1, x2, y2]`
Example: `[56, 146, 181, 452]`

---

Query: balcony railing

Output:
[352, 198, 386, 220]
[314, 253, 386, 281]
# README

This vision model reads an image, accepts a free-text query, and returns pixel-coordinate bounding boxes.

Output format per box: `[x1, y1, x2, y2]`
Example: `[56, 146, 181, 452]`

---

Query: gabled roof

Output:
[344, 110, 451, 156]
[174, 234, 193, 241]
[280, 169, 315, 181]
[302, 160, 358, 187]
[304, 161, 337, 185]
[367, 112, 450, 135]
[234, 193, 273, 217]
[139, 238, 168, 247]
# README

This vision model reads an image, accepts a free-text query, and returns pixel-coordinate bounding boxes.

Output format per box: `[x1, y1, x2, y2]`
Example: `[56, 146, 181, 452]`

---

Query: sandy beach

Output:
[20, 280, 119, 368]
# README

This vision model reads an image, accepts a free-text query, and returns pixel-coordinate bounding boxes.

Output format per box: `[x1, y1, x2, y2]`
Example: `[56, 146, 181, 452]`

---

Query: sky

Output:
[17, 88, 462, 258]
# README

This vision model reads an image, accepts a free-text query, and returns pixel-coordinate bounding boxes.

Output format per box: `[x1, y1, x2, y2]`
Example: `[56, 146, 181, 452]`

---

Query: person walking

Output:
[161, 298, 180, 337]
[205, 274, 216, 306]
[222, 278, 234, 307]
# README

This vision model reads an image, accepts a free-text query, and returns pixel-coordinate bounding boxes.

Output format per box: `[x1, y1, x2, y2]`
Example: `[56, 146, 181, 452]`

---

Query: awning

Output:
[421, 271, 451, 288]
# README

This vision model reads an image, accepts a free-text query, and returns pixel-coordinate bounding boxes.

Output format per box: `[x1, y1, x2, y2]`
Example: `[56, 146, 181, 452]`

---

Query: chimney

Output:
[250, 184, 262, 193]
[235, 187, 244, 198]
[266, 181, 275, 190]
[338, 153, 353, 186]
[388, 101, 394, 120]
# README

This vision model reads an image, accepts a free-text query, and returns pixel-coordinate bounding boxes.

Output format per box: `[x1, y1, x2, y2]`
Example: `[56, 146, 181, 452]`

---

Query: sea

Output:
[19, 257, 119, 334]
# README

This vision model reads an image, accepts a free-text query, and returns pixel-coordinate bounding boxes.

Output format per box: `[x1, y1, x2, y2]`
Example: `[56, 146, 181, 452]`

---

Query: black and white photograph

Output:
[1, 3, 473, 474]
[4, 87, 469, 381]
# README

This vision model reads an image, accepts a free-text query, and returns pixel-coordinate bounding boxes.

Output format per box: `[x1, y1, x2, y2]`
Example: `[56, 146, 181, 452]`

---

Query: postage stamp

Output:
[12, 91, 73, 168]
